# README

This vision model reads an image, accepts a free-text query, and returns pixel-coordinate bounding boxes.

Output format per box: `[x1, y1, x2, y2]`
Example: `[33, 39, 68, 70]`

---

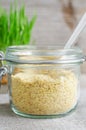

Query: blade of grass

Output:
[0, 2, 37, 51]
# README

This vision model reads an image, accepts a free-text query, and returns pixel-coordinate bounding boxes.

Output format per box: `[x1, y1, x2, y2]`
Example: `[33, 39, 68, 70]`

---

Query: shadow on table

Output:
[0, 103, 16, 117]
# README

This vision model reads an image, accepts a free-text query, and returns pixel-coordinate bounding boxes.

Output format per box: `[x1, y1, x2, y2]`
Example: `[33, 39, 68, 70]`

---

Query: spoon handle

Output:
[64, 13, 86, 49]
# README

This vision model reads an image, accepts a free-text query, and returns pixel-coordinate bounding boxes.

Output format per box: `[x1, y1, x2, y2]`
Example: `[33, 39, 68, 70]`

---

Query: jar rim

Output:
[5, 45, 84, 64]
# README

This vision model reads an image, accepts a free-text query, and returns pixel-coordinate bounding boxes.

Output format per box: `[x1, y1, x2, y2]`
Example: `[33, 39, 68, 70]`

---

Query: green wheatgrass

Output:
[0, 3, 36, 51]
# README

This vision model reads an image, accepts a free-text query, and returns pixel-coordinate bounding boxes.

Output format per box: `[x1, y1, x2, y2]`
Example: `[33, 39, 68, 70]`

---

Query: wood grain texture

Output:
[0, 0, 86, 72]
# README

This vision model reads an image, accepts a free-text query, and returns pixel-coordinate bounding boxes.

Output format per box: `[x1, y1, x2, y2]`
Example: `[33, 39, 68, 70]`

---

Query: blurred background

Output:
[0, 0, 86, 72]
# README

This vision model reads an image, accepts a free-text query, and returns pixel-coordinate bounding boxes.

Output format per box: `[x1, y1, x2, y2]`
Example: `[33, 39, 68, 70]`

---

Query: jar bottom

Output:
[11, 103, 78, 119]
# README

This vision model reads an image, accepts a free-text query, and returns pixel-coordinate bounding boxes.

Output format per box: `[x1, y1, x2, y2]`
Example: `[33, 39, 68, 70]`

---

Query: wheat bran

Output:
[11, 69, 77, 115]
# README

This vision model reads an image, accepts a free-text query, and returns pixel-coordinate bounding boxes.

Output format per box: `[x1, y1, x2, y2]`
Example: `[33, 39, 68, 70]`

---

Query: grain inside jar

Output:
[11, 68, 78, 115]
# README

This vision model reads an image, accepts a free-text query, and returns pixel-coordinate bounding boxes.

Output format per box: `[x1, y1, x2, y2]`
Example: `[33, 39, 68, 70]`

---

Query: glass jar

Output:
[0, 46, 85, 118]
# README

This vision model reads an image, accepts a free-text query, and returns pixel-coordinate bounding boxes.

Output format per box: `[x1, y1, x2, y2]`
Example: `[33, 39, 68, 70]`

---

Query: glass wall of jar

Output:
[2, 46, 85, 118]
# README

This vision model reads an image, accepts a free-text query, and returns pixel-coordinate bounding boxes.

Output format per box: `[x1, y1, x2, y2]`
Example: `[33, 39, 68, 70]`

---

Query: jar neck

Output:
[4, 45, 85, 64]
